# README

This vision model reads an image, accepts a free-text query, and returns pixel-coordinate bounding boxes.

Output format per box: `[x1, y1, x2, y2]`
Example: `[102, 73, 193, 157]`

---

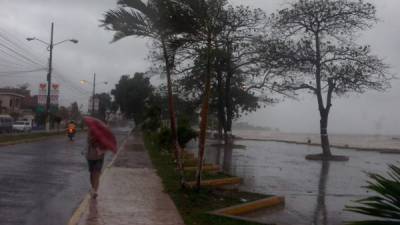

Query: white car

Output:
[12, 121, 32, 132]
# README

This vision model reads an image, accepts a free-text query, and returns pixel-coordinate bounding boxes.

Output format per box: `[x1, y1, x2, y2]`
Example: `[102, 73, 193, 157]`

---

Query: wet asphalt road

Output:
[0, 127, 130, 225]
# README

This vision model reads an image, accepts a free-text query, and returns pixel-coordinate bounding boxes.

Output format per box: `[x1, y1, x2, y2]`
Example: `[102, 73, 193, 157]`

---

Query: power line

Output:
[0, 61, 33, 70]
[0, 28, 91, 107]
[0, 42, 45, 67]
[0, 29, 47, 65]
[0, 46, 39, 68]
[0, 29, 48, 74]
[0, 68, 46, 75]
[52, 70, 91, 96]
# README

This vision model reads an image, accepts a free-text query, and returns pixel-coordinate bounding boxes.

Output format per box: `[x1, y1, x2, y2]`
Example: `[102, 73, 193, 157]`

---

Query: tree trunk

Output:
[222, 144, 232, 173]
[161, 39, 184, 184]
[314, 32, 332, 158]
[225, 96, 233, 144]
[224, 42, 233, 145]
[216, 61, 225, 140]
[196, 33, 213, 190]
[320, 111, 332, 157]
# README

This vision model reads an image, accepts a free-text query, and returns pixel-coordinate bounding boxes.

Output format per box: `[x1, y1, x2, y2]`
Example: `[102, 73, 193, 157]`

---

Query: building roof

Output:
[0, 88, 30, 98]
[0, 92, 25, 98]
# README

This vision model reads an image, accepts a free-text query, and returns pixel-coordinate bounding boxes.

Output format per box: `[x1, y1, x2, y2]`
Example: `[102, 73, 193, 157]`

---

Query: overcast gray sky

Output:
[0, 0, 399, 135]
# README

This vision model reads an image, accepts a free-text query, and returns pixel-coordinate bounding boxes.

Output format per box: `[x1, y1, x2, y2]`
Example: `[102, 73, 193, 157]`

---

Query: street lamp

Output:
[27, 22, 78, 132]
[80, 73, 108, 116]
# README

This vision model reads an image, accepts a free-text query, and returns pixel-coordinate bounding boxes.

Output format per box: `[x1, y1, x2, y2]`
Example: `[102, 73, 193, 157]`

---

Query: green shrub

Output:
[177, 117, 198, 148]
[154, 117, 197, 151]
[345, 164, 400, 225]
[142, 104, 162, 131]
[157, 126, 173, 151]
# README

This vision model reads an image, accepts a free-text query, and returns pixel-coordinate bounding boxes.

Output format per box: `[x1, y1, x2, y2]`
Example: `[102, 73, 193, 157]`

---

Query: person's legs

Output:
[90, 172, 95, 188]
[89, 158, 104, 198]
[88, 160, 98, 197]
[92, 171, 101, 192]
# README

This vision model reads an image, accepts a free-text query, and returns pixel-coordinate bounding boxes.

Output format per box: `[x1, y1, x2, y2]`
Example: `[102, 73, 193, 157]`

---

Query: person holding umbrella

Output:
[86, 131, 105, 198]
[84, 116, 117, 198]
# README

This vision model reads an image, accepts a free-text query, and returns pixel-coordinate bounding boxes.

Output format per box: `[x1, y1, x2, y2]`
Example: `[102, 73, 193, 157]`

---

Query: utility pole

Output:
[81, 73, 108, 117]
[92, 73, 96, 116]
[27, 22, 78, 132]
[46, 22, 54, 132]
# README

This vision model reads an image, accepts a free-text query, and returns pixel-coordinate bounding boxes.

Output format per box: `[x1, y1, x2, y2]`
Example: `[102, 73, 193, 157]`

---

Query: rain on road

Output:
[0, 128, 129, 225]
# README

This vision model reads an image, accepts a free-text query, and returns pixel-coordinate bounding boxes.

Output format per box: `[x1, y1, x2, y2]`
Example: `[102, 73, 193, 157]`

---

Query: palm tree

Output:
[345, 164, 400, 225]
[101, 0, 194, 181]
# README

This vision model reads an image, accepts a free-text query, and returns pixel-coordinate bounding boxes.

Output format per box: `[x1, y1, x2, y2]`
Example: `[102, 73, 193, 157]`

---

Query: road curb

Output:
[212, 196, 284, 216]
[66, 194, 91, 225]
[208, 196, 285, 224]
[0, 130, 87, 147]
[66, 129, 133, 225]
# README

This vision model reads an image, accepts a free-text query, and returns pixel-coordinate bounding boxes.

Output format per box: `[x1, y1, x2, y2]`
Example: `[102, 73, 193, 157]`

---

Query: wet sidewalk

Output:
[73, 133, 184, 225]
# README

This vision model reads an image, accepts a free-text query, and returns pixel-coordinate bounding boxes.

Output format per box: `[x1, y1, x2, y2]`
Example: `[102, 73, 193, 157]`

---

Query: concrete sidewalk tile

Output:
[77, 134, 184, 225]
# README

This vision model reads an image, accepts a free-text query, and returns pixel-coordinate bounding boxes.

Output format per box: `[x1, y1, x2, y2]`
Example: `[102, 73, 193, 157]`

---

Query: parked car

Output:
[0, 115, 13, 133]
[12, 121, 32, 132]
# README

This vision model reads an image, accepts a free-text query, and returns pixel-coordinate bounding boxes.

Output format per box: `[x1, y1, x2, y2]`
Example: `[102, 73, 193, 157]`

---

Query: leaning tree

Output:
[260, 0, 391, 160]
[172, 0, 228, 189]
[189, 0, 227, 190]
[101, 0, 196, 176]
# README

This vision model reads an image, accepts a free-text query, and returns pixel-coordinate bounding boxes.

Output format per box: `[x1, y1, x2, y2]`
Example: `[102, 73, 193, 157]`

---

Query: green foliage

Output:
[175, 4, 267, 135]
[142, 103, 162, 131]
[157, 126, 173, 151]
[261, 0, 390, 96]
[94, 92, 112, 121]
[345, 164, 400, 225]
[155, 121, 197, 150]
[177, 117, 197, 148]
[101, 0, 198, 41]
[111, 73, 154, 125]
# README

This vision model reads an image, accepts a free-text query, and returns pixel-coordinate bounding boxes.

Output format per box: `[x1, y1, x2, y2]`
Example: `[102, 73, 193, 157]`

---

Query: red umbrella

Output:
[83, 116, 117, 153]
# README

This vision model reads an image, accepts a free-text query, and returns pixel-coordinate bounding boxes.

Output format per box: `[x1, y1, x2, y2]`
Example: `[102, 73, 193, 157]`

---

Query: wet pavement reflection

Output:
[0, 126, 130, 225]
[187, 140, 399, 225]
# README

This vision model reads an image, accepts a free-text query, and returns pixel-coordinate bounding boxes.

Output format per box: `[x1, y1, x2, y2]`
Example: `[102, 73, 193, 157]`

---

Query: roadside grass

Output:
[0, 131, 65, 145]
[144, 132, 266, 225]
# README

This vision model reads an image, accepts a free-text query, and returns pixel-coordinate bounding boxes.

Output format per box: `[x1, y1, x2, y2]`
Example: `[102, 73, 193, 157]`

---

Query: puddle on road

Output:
[187, 140, 399, 225]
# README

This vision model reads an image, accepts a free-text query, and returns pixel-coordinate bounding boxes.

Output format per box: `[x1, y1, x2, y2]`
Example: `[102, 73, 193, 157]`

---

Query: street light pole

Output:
[92, 73, 96, 116]
[80, 75, 108, 117]
[45, 22, 54, 132]
[27, 22, 78, 132]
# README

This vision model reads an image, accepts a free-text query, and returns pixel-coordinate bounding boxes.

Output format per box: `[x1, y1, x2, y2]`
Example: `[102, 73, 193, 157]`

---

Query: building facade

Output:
[0, 90, 26, 114]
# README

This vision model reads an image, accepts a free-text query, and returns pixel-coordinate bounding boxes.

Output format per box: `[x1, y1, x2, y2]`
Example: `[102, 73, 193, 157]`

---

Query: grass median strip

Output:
[0, 132, 65, 145]
[144, 132, 267, 225]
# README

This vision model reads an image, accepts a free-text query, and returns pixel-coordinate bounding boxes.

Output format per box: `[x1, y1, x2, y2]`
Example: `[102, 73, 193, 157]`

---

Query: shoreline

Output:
[234, 135, 400, 154]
